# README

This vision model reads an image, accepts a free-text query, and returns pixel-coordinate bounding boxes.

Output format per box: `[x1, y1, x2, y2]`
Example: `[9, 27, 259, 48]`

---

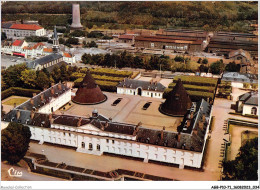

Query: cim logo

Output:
[8, 167, 22, 177]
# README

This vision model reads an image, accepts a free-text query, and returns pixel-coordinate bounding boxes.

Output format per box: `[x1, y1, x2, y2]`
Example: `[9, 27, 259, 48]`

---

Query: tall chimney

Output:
[133, 122, 141, 136]
[199, 121, 204, 130]
[202, 113, 206, 122]
[51, 87, 55, 96]
[77, 117, 82, 127]
[177, 132, 181, 142]
[58, 83, 62, 90]
[190, 112, 194, 119]
[161, 126, 165, 141]
[33, 93, 37, 97]
[16, 110, 20, 119]
[193, 128, 198, 136]
[70, 4, 83, 29]
[40, 94, 44, 101]
[13, 103, 17, 108]
[30, 110, 35, 119]
[30, 98, 34, 105]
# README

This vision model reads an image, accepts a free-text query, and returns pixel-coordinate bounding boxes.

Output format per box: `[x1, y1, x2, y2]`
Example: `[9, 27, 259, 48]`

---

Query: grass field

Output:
[2, 96, 29, 106]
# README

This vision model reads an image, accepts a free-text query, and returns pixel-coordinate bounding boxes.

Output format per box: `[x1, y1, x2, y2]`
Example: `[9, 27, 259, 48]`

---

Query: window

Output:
[89, 143, 93, 150]
[151, 43, 154, 47]
[69, 133, 71, 137]
[106, 139, 109, 143]
[63, 132, 66, 136]
[97, 144, 100, 151]
[81, 142, 85, 148]
[112, 140, 115, 144]
[251, 107, 257, 115]
[173, 157, 176, 162]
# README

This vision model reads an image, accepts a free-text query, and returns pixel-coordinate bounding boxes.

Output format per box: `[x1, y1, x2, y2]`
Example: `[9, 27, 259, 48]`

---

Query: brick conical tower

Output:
[160, 79, 192, 116]
[72, 71, 107, 105]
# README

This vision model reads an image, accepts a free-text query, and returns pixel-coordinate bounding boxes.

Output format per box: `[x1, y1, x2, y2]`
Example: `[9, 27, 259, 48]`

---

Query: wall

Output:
[117, 87, 163, 99]
[242, 104, 258, 115]
[38, 90, 71, 114]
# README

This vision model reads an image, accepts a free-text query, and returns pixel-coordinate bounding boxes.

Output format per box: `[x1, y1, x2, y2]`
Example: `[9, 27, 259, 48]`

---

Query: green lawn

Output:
[2, 96, 29, 106]
[241, 130, 258, 146]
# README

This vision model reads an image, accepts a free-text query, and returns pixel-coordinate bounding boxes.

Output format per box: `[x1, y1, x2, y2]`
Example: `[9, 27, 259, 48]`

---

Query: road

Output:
[1, 162, 66, 181]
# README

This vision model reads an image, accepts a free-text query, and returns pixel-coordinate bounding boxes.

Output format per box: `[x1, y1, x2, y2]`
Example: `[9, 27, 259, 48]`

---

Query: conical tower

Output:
[160, 79, 192, 116]
[72, 71, 107, 105]
[52, 25, 60, 53]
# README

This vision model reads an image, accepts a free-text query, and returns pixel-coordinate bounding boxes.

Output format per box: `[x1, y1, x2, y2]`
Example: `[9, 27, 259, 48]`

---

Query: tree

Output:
[60, 63, 69, 81]
[51, 65, 61, 83]
[1, 32, 7, 41]
[202, 58, 208, 65]
[36, 71, 49, 89]
[251, 83, 258, 90]
[1, 122, 31, 165]
[65, 37, 79, 45]
[86, 41, 98, 48]
[222, 138, 258, 180]
[59, 37, 65, 44]
[225, 61, 241, 72]
[210, 60, 225, 74]
[21, 69, 37, 88]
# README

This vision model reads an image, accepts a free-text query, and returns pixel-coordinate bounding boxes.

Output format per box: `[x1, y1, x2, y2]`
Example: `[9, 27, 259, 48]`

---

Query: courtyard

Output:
[58, 92, 181, 131]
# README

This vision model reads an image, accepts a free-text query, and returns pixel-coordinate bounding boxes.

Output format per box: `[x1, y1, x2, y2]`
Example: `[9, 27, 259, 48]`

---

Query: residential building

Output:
[237, 91, 258, 116]
[117, 79, 165, 99]
[63, 52, 76, 64]
[2, 23, 45, 39]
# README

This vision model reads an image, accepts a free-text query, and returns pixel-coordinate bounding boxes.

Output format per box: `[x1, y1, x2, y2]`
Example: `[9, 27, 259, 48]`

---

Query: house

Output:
[1, 81, 212, 169]
[222, 72, 258, 89]
[2, 23, 45, 39]
[12, 40, 28, 57]
[27, 53, 64, 71]
[63, 52, 76, 64]
[237, 91, 258, 116]
[117, 79, 166, 99]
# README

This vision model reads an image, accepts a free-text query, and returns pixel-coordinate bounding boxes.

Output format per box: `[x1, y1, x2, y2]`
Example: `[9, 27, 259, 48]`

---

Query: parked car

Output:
[111, 98, 122, 106]
[142, 102, 152, 110]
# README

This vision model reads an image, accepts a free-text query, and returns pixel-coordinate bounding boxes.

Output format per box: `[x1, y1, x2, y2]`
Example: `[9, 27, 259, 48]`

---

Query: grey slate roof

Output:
[117, 79, 166, 92]
[238, 92, 258, 106]
[2, 22, 13, 29]
[222, 72, 258, 84]
[27, 53, 63, 69]
[16, 83, 70, 111]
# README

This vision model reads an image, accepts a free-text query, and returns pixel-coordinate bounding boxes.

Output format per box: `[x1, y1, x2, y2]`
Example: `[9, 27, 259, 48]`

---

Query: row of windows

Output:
[81, 142, 100, 151]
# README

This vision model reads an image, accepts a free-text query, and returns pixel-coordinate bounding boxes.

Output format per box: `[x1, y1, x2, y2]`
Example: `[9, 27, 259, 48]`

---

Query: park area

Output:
[1, 95, 30, 114]
[165, 75, 219, 102]
[226, 124, 258, 161]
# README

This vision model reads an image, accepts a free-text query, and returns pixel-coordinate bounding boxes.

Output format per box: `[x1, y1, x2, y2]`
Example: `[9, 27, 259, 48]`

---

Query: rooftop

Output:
[10, 24, 43, 31]
[117, 79, 166, 92]
[27, 53, 63, 69]
[12, 40, 24, 47]
[222, 72, 258, 84]
[238, 91, 258, 106]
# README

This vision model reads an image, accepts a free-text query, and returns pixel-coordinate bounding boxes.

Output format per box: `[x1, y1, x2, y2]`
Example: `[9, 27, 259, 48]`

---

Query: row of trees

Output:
[1, 63, 76, 91]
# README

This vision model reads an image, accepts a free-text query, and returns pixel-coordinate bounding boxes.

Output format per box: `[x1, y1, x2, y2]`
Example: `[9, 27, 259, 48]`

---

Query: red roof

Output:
[33, 42, 44, 49]
[63, 52, 72, 58]
[43, 48, 53, 53]
[12, 40, 24, 46]
[10, 24, 43, 31]
[119, 35, 134, 40]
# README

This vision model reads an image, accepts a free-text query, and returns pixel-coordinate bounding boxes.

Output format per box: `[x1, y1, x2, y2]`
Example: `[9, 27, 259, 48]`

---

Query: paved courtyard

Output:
[59, 92, 181, 131]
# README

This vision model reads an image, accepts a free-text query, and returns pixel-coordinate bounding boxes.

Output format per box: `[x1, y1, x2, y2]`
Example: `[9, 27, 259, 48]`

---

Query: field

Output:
[2, 96, 29, 106]
[166, 75, 219, 101]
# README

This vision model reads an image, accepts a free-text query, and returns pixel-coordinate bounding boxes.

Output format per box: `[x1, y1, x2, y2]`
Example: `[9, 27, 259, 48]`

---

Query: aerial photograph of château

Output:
[1, 1, 258, 188]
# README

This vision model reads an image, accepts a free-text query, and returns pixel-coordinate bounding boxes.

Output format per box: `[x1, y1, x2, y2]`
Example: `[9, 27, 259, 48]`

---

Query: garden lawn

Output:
[2, 96, 29, 106]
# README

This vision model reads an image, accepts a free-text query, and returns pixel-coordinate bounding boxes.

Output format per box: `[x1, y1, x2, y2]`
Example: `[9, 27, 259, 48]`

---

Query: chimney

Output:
[30, 98, 34, 105]
[202, 113, 206, 122]
[16, 110, 20, 119]
[58, 83, 62, 90]
[199, 121, 204, 130]
[193, 128, 198, 136]
[44, 87, 47, 91]
[190, 112, 194, 119]
[49, 114, 54, 124]
[177, 132, 181, 142]
[30, 110, 35, 119]
[77, 117, 82, 127]
[161, 126, 165, 141]
[133, 122, 141, 136]
[33, 93, 37, 97]
[109, 117, 112, 122]
[13, 103, 17, 108]
[51, 87, 54, 96]
[51, 82, 55, 87]
[186, 120, 191, 128]
[40, 93, 44, 101]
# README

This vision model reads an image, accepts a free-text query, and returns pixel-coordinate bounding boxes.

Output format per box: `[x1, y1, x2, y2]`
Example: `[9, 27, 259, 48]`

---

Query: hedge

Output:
[73, 78, 118, 92]
[87, 68, 132, 78]
[71, 72, 124, 83]
[1, 87, 41, 100]
[173, 75, 218, 87]
[168, 83, 215, 93]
